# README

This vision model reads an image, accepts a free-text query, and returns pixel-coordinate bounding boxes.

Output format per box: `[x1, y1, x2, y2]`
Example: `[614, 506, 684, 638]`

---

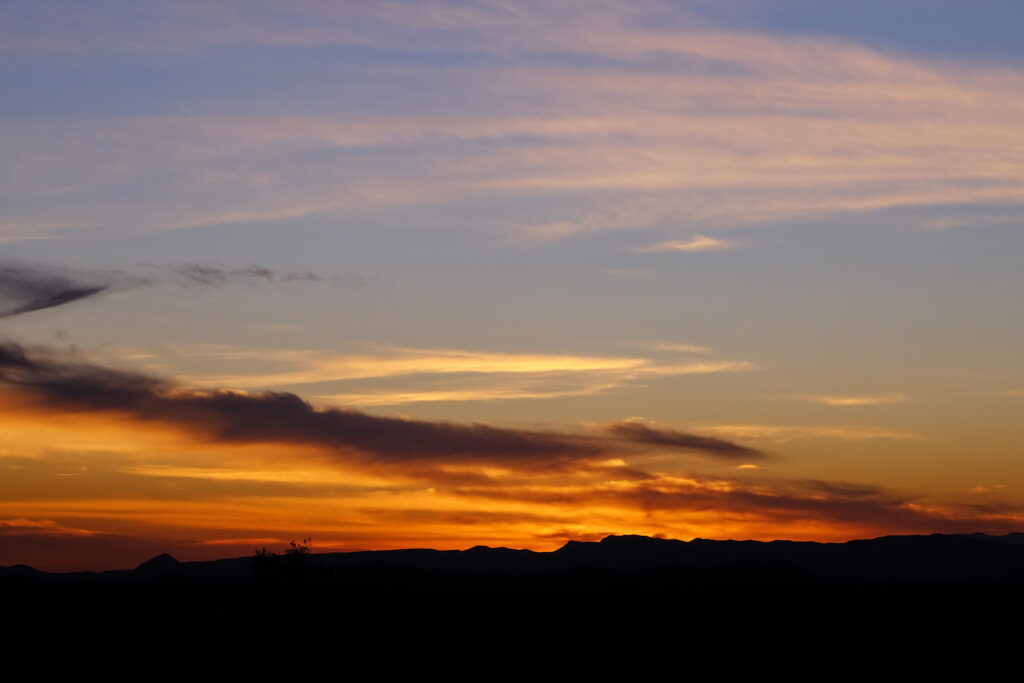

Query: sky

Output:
[2, 0, 1023, 571]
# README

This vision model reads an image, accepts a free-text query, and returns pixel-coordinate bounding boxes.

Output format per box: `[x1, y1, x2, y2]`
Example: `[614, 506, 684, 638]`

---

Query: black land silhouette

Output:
[4, 532, 1024, 628]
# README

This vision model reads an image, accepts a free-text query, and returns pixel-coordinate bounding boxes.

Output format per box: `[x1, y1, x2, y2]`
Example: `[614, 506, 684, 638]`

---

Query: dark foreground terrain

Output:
[4, 532, 1024, 628]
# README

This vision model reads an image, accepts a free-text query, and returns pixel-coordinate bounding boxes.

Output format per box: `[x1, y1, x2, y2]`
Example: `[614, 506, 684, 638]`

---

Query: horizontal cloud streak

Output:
[179, 345, 650, 385]
[811, 393, 908, 407]
[0, 260, 333, 321]
[171, 263, 323, 286]
[170, 344, 757, 404]
[316, 382, 622, 407]
[653, 343, 711, 354]
[696, 424, 925, 443]
[633, 235, 743, 253]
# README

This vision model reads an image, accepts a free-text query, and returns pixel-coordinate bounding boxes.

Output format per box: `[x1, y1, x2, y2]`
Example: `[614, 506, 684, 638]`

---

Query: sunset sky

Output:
[2, 0, 1024, 571]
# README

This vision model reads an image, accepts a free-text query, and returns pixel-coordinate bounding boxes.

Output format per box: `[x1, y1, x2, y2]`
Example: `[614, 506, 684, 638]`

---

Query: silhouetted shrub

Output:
[252, 538, 313, 589]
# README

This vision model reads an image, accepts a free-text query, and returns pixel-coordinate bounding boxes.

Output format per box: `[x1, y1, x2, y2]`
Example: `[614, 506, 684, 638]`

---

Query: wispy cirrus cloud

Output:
[653, 343, 712, 354]
[809, 393, 909, 407]
[633, 235, 744, 254]
[169, 344, 757, 405]
[316, 362, 756, 407]
[4, 3, 1024, 241]
[316, 381, 623, 407]
[177, 345, 651, 384]
[0, 517, 96, 535]
[697, 424, 924, 443]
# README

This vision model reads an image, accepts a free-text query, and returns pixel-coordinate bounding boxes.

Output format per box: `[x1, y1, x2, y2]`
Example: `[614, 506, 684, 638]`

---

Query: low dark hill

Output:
[4, 532, 1024, 625]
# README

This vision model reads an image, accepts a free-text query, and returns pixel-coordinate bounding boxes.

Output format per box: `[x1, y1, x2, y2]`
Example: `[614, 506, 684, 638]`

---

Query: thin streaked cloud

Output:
[697, 424, 925, 443]
[640, 360, 757, 377]
[168, 344, 757, 405]
[315, 362, 757, 407]
[808, 393, 909, 407]
[653, 343, 712, 354]
[633, 235, 744, 254]
[176, 345, 650, 385]
[316, 381, 624, 407]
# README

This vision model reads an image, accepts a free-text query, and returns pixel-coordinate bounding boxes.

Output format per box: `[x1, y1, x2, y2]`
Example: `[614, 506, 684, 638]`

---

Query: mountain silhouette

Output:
[5, 532, 1024, 624]
[8, 531, 1024, 580]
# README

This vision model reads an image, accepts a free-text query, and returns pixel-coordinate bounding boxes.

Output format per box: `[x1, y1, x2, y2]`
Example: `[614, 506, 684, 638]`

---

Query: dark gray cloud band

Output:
[601, 421, 763, 459]
[0, 342, 593, 467]
[0, 342, 760, 473]
[171, 263, 324, 286]
[0, 263, 111, 319]
[0, 260, 330, 322]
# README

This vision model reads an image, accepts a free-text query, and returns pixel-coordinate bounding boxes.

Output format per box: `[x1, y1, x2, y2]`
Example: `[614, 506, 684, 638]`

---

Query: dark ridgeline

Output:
[4, 532, 1024, 626]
